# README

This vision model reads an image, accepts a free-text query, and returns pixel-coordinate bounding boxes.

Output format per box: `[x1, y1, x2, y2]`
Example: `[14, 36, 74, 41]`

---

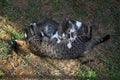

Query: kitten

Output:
[29, 19, 62, 43]
[63, 19, 82, 48]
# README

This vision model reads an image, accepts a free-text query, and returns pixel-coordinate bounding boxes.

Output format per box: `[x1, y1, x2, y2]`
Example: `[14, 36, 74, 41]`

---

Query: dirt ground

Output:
[0, 0, 119, 79]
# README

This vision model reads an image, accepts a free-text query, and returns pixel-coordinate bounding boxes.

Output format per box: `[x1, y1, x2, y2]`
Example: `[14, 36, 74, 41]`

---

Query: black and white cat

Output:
[28, 19, 62, 43]
[63, 19, 83, 48]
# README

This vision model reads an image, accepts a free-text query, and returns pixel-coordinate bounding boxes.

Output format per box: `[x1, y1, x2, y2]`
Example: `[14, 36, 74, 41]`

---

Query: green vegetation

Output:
[0, 40, 9, 54]
[0, 16, 23, 56]
[0, 70, 5, 77]
[11, 31, 23, 39]
[76, 69, 96, 80]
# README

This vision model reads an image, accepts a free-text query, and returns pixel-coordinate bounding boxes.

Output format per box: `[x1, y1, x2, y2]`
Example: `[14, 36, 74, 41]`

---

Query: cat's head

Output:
[13, 39, 29, 52]
[66, 20, 82, 32]
[23, 23, 36, 40]
[13, 28, 43, 54]
[62, 19, 82, 39]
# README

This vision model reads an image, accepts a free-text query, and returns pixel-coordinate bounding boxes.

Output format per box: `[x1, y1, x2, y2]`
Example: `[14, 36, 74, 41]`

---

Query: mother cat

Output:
[14, 19, 110, 59]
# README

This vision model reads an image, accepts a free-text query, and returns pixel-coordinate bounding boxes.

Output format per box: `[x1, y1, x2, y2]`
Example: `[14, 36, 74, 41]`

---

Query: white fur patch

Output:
[30, 28, 34, 35]
[33, 23, 37, 26]
[24, 33, 27, 38]
[51, 31, 59, 39]
[67, 41, 72, 49]
[51, 31, 61, 43]
[57, 39, 61, 43]
[62, 33, 66, 39]
[70, 27, 76, 33]
[69, 27, 77, 41]
[41, 32, 44, 36]
[72, 35, 77, 41]
[45, 25, 48, 32]
[76, 21, 82, 29]
[30, 23, 37, 35]
[69, 27, 76, 39]
[70, 35, 77, 41]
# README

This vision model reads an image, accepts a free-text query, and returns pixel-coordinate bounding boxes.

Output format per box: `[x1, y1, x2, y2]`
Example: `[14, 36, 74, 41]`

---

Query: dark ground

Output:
[0, 0, 120, 79]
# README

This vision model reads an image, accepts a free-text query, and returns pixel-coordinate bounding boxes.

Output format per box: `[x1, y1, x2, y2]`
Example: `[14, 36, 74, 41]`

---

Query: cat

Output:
[62, 19, 83, 48]
[25, 19, 62, 43]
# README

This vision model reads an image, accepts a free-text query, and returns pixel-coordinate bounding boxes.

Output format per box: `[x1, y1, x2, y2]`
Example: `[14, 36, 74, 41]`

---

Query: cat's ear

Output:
[30, 23, 35, 35]
[30, 23, 36, 26]
[24, 32, 28, 39]
[23, 29, 28, 40]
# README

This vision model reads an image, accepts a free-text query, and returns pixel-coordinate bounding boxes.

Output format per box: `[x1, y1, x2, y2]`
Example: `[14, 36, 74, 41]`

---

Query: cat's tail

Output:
[89, 34, 110, 48]
[83, 34, 110, 55]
